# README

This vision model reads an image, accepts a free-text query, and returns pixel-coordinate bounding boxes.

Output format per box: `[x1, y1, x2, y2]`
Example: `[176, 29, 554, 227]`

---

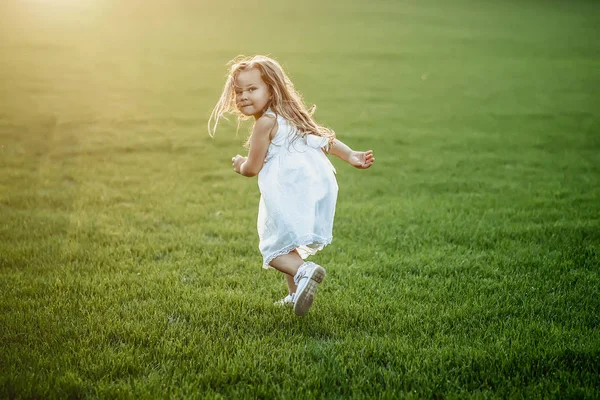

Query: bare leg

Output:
[285, 274, 297, 295]
[284, 249, 301, 294]
[269, 251, 304, 278]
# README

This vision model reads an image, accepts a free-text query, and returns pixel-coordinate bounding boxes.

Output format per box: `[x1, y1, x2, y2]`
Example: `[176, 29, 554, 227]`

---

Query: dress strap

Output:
[263, 107, 276, 118]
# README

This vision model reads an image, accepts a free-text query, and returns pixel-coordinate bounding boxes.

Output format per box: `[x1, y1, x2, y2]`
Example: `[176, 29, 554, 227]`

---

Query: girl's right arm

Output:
[329, 139, 375, 169]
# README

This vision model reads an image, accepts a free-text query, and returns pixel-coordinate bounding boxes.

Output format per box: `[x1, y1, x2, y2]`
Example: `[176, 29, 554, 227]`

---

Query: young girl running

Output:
[208, 55, 374, 316]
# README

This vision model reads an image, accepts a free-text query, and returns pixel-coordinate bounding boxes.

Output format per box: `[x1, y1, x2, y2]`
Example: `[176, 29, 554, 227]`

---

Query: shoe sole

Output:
[293, 266, 326, 316]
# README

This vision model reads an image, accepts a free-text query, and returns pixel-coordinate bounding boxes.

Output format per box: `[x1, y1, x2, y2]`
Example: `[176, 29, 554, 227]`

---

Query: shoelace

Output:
[294, 262, 315, 285]
[294, 270, 307, 285]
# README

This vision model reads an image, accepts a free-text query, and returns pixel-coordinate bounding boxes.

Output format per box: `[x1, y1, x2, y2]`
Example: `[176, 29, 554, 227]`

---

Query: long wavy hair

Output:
[208, 55, 335, 147]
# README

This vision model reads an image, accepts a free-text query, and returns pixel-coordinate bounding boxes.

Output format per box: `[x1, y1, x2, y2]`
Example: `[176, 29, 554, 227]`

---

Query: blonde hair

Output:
[208, 55, 335, 146]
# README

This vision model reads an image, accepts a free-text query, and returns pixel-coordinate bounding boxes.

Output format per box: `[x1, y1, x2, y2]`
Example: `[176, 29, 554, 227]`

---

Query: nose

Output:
[239, 91, 248, 100]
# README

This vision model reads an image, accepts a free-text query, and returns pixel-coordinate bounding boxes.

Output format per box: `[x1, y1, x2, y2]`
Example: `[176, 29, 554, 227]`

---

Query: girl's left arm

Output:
[234, 115, 276, 177]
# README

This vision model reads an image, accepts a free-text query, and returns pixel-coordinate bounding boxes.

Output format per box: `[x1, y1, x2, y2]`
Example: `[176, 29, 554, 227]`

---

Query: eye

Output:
[249, 88, 255, 92]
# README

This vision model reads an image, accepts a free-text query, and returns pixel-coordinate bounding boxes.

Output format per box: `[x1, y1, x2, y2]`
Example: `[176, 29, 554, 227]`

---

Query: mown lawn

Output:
[1, 0, 599, 398]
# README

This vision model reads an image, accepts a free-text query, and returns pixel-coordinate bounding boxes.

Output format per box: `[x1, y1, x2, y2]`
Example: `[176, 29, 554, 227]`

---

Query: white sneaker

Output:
[274, 293, 295, 307]
[293, 262, 326, 316]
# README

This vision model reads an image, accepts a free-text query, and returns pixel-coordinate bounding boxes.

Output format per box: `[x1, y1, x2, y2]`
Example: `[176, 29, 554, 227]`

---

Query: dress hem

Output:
[262, 234, 332, 269]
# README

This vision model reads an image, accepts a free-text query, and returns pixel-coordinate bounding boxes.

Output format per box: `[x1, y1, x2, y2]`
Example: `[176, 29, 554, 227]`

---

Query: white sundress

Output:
[257, 109, 338, 269]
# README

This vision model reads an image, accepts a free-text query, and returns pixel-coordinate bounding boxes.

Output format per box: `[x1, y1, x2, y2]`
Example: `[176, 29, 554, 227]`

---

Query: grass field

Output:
[1, 0, 599, 398]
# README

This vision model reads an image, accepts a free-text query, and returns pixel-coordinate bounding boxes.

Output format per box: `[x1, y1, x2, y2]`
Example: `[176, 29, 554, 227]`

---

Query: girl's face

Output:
[234, 68, 271, 119]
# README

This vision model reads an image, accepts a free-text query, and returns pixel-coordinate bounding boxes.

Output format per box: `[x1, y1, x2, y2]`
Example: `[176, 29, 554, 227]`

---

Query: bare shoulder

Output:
[254, 113, 278, 140]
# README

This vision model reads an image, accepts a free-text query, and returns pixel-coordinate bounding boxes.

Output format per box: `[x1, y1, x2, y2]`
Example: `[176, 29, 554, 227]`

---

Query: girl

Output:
[208, 55, 374, 316]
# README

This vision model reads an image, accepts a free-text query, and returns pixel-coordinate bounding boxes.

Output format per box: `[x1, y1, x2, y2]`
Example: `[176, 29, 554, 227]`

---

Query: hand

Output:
[348, 150, 374, 169]
[232, 154, 247, 174]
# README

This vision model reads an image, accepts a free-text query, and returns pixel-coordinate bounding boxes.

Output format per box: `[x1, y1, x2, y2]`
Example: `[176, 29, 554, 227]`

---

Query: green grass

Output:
[1, 0, 599, 398]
